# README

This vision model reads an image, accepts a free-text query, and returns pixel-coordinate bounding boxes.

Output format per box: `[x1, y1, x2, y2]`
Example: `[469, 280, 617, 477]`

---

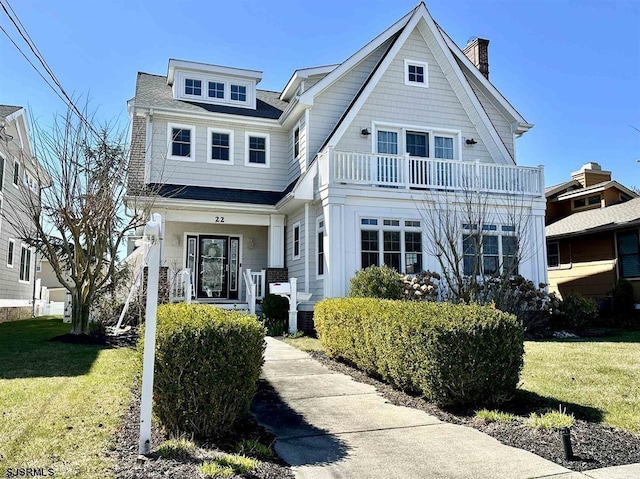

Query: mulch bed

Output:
[308, 350, 640, 472]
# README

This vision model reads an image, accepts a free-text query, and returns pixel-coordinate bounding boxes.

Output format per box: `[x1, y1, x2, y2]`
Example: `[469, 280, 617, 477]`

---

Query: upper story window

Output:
[573, 194, 601, 210]
[406, 132, 428, 157]
[230, 84, 247, 102]
[245, 132, 269, 167]
[293, 128, 300, 159]
[435, 136, 454, 159]
[208, 81, 224, 99]
[0, 155, 4, 190]
[374, 123, 460, 161]
[168, 123, 195, 161]
[207, 128, 234, 164]
[404, 59, 429, 88]
[377, 131, 398, 155]
[23, 171, 38, 193]
[184, 78, 202, 96]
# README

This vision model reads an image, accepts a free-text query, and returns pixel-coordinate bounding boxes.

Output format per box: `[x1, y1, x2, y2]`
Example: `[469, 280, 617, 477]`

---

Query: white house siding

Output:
[286, 113, 308, 186]
[321, 187, 547, 299]
[162, 221, 268, 302]
[0, 112, 38, 305]
[148, 115, 289, 192]
[307, 38, 393, 161]
[285, 207, 306, 290]
[464, 70, 515, 160]
[336, 27, 493, 164]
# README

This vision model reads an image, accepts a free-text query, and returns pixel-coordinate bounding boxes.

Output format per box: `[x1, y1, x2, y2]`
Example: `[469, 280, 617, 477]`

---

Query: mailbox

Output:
[269, 282, 291, 295]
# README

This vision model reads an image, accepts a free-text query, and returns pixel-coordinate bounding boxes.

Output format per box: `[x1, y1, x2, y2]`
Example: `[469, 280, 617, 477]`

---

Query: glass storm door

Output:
[197, 236, 228, 299]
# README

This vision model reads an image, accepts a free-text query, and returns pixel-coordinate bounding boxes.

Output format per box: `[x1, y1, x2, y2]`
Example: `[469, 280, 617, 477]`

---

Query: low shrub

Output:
[348, 265, 403, 299]
[475, 409, 517, 424]
[554, 293, 599, 330]
[148, 303, 265, 437]
[200, 454, 258, 478]
[260, 294, 289, 336]
[315, 298, 524, 407]
[526, 407, 574, 431]
[613, 279, 635, 315]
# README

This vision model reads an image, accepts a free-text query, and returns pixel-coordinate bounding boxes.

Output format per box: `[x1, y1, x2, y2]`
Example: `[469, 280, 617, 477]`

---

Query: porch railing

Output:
[249, 269, 266, 300]
[320, 148, 544, 197]
[243, 269, 257, 315]
[170, 269, 193, 304]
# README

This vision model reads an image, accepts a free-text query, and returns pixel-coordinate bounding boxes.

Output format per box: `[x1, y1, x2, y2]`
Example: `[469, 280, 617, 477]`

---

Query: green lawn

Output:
[282, 331, 640, 433]
[0, 317, 138, 478]
[521, 331, 640, 433]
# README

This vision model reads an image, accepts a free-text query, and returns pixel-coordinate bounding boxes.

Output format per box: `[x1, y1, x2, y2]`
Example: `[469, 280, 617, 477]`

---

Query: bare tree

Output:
[418, 186, 538, 304]
[5, 108, 153, 334]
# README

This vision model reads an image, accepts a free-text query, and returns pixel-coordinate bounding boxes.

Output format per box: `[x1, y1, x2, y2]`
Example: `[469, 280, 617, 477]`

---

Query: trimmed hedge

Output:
[147, 303, 265, 437]
[315, 298, 524, 407]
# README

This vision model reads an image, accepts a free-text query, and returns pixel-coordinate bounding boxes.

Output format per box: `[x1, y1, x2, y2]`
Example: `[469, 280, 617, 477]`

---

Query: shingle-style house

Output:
[0, 105, 40, 319]
[545, 163, 640, 302]
[125, 3, 547, 326]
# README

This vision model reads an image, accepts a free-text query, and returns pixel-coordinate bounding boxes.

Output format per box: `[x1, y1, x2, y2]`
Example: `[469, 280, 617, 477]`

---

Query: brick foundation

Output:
[0, 306, 33, 323]
[297, 310, 316, 336]
[265, 268, 288, 295]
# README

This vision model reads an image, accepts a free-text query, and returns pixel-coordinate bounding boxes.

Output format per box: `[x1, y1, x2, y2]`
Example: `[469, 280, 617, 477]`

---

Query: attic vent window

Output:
[185, 78, 202, 96]
[404, 59, 428, 88]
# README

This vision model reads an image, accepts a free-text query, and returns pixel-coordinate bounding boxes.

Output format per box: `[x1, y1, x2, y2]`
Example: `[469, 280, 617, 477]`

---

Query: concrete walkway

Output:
[251, 337, 640, 479]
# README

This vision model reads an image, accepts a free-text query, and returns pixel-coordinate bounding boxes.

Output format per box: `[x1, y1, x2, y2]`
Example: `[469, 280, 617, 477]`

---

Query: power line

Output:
[0, 0, 99, 138]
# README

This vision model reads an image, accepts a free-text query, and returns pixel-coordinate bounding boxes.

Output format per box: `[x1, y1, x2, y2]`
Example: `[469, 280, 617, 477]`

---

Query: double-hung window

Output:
[7, 238, 14, 267]
[293, 128, 300, 159]
[0, 155, 4, 190]
[293, 222, 301, 260]
[245, 133, 269, 167]
[13, 161, 19, 187]
[19, 245, 31, 282]
[617, 231, 640, 278]
[317, 219, 324, 277]
[207, 128, 233, 164]
[168, 124, 195, 161]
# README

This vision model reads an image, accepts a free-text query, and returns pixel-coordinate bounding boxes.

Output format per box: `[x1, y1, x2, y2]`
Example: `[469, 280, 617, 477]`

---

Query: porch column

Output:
[268, 214, 286, 268]
[324, 201, 346, 298]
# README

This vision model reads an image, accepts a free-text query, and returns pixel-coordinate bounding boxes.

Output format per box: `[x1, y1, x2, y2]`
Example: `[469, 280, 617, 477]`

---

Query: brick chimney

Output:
[463, 38, 490, 79]
[571, 162, 611, 188]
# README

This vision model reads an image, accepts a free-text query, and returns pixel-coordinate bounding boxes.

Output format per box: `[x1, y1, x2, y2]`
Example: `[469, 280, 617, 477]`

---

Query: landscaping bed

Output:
[111, 384, 294, 479]
[307, 349, 640, 472]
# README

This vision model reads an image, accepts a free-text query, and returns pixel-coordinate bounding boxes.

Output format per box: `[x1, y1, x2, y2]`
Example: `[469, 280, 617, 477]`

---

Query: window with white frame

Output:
[23, 171, 38, 193]
[404, 59, 428, 87]
[208, 81, 224, 99]
[19, 244, 31, 282]
[374, 124, 460, 161]
[245, 133, 269, 167]
[293, 127, 300, 159]
[0, 155, 4, 190]
[7, 238, 14, 267]
[360, 218, 422, 273]
[317, 219, 324, 277]
[292, 222, 301, 260]
[13, 161, 19, 186]
[463, 224, 518, 276]
[547, 242, 560, 268]
[168, 124, 195, 161]
[377, 130, 398, 155]
[434, 136, 454, 159]
[184, 78, 202, 96]
[207, 128, 234, 164]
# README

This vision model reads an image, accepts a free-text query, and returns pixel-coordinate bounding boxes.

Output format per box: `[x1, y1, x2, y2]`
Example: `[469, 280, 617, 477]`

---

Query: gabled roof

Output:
[546, 197, 640, 239]
[545, 180, 581, 198]
[134, 73, 288, 120]
[0, 105, 21, 119]
[313, 2, 526, 165]
[555, 180, 638, 202]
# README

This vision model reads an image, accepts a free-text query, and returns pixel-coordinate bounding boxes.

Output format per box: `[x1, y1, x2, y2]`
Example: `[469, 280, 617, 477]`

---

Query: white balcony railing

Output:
[321, 149, 544, 197]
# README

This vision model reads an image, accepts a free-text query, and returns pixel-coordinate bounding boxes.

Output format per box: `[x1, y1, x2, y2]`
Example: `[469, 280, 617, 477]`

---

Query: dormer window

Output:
[231, 84, 247, 102]
[208, 82, 224, 99]
[185, 78, 202, 96]
[404, 59, 428, 88]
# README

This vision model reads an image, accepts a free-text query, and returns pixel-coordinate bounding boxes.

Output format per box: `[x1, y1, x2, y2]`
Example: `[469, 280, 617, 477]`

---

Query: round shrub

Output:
[147, 303, 265, 437]
[349, 265, 403, 299]
[315, 298, 524, 407]
[555, 292, 598, 330]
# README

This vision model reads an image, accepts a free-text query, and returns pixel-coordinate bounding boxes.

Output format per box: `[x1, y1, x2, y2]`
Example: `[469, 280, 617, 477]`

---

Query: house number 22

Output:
[214, 216, 225, 223]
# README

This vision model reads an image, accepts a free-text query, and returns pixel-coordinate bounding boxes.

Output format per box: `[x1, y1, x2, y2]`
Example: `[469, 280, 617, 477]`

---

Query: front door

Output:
[190, 235, 240, 300]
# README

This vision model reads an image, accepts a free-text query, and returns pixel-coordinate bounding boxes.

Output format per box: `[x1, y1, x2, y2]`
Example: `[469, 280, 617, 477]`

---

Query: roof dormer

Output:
[167, 59, 262, 110]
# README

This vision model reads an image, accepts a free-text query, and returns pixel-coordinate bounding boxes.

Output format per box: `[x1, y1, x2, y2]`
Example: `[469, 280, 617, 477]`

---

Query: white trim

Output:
[304, 203, 310, 292]
[292, 221, 301, 260]
[168, 59, 262, 85]
[135, 106, 280, 127]
[404, 59, 429, 88]
[372, 121, 461, 160]
[18, 243, 31, 283]
[244, 132, 270, 168]
[316, 217, 325, 279]
[7, 238, 14, 268]
[206, 127, 235, 165]
[167, 123, 196, 162]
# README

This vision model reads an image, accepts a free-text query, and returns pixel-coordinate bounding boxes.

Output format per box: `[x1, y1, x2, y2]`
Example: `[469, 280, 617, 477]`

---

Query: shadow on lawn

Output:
[251, 379, 350, 467]
[505, 389, 604, 423]
[0, 317, 106, 379]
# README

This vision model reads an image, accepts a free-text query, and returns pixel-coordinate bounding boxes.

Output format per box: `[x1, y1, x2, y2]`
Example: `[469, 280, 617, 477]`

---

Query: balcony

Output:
[318, 149, 544, 198]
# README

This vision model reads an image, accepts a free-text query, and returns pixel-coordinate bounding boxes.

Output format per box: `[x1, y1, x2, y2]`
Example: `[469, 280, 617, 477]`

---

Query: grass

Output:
[526, 408, 575, 431]
[235, 438, 273, 459]
[475, 409, 517, 424]
[279, 335, 323, 352]
[199, 453, 258, 478]
[156, 437, 197, 459]
[0, 316, 138, 478]
[521, 330, 640, 433]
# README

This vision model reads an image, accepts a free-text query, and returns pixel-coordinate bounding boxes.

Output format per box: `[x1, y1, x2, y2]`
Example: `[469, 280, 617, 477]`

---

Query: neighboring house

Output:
[36, 258, 68, 303]
[545, 162, 639, 302]
[0, 105, 41, 319]
[125, 3, 547, 326]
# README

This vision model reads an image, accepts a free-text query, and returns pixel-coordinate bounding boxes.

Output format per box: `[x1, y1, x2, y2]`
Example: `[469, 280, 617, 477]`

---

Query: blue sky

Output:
[1, 0, 638, 187]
